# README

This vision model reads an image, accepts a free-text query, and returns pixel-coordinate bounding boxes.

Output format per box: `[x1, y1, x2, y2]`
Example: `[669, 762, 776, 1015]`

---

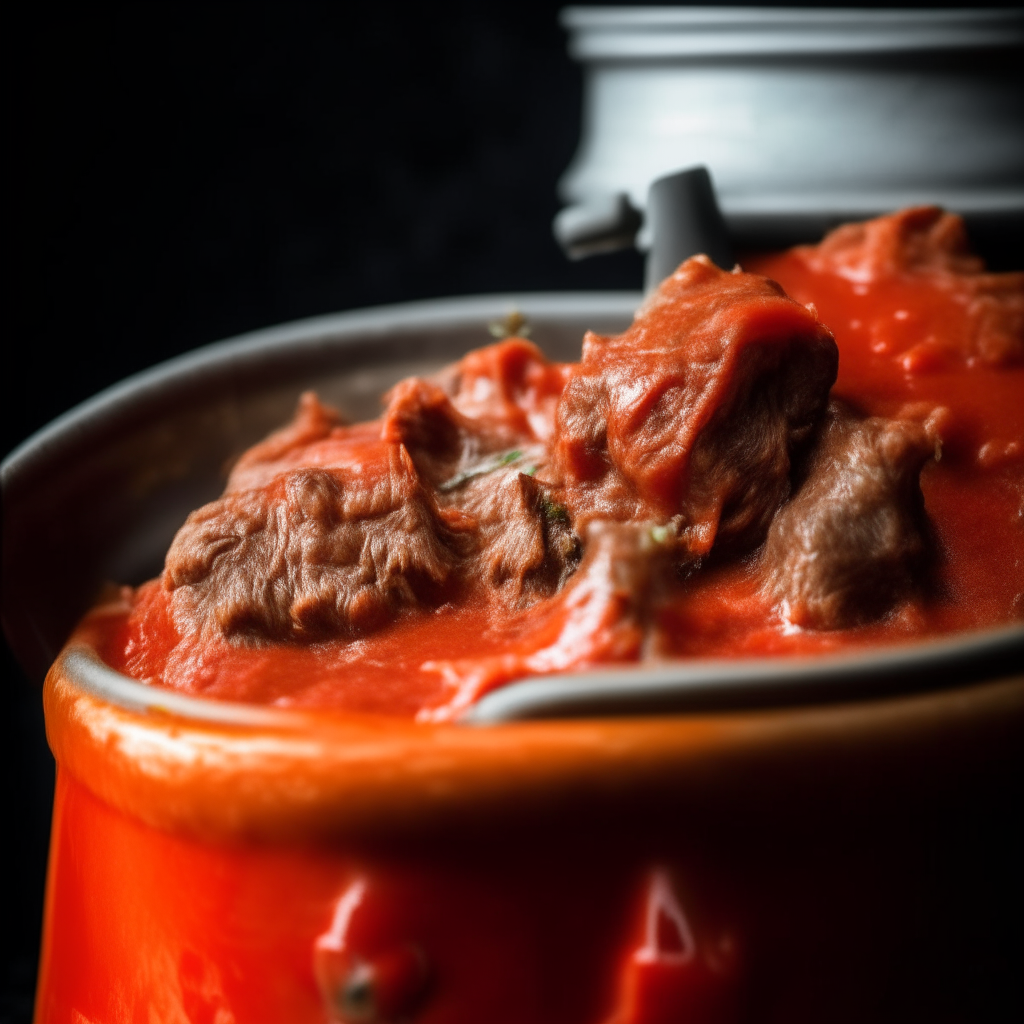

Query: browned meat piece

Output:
[381, 371, 578, 604]
[382, 340, 571, 489]
[380, 376, 480, 486]
[165, 450, 473, 642]
[763, 402, 937, 630]
[807, 205, 986, 278]
[460, 470, 580, 603]
[551, 256, 838, 557]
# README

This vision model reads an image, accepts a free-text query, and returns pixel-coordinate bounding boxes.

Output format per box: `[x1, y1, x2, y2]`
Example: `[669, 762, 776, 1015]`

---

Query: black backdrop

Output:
[3, 2, 1018, 1019]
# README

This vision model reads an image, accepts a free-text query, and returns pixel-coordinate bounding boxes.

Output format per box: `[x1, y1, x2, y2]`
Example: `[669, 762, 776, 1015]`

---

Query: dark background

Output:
[3, 2, 1020, 1020]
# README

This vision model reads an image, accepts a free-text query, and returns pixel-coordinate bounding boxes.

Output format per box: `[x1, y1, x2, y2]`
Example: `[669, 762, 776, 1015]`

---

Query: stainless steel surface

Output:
[466, 624, 1024, 723]
[644, 165, 733, 288]
[60, 647, 300, 728]
[558, 7, 1024, 247]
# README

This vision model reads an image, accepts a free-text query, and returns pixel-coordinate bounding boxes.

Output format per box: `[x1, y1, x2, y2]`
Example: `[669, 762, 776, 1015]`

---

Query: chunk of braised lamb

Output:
[807, 205, 986, 279]
[381, 372, 549, 491]
[763, 402, 937, 630]
[552, 256, 838, 557]
[164, 370, 579, 644]
[380, 377, 479, 486]
[165, 448, 473, 643]
[379, 373, 574, 603]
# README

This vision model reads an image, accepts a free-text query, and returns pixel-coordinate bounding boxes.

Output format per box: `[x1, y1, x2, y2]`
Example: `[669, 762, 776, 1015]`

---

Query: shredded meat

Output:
[461, 470, 580, 603]
[379, 359, 578, 603]
[763, 402, 937, 630]
[380, 376, 480, 486]
[551, 256, 838, 555]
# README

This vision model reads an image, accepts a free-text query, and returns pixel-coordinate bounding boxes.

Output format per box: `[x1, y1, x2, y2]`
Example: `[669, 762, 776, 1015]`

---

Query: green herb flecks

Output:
[540, 497, 570, 525]
[439, 449, 525, 493]
[488, 310, 531, 339]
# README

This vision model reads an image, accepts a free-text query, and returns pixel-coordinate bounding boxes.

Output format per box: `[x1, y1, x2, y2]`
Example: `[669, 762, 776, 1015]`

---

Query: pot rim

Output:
[43, 631, 1024, 843]
[561, 6, 1024, 59]
[60, 623, 1024, 727]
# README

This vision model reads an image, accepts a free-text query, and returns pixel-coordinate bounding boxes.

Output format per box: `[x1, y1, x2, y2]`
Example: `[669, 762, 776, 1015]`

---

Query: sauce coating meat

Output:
[555, 257, 837, 552]
[96, 209, 1023, 718]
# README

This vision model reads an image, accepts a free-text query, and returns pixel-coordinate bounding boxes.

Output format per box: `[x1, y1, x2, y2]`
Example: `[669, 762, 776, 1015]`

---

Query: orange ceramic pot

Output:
[36, 620, 1024, 1024]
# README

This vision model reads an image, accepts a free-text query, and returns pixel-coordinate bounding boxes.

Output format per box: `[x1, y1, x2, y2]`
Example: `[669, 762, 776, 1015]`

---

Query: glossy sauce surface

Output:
[746, 213, 1024, 638]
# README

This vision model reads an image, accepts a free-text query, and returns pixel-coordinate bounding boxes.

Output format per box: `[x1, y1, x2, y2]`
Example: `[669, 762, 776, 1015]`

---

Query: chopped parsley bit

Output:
[438, 449, 525, 492]
[541, 498, 570, 525]
[524, 465, 538, 477]
[488, 310, 532, 339]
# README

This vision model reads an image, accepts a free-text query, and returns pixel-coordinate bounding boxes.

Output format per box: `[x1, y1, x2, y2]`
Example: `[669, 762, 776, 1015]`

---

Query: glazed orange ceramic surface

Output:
[38, 638, 1024, 1023]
